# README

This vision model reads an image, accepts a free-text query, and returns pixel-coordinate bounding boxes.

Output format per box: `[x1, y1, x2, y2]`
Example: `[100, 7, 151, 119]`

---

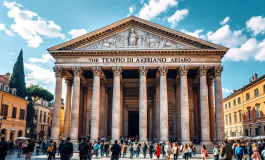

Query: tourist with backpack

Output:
[110, 140, 121, 160]
[121, 143, 127, 158]
[47, 140, 54, 160]
[61, 137, 73, 160]
[79, 138, 89, 160]
[0, 137, 8, 160]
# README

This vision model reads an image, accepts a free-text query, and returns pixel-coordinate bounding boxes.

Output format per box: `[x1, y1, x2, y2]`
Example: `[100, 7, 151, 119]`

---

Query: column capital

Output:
[53, 67, 64, 77]
[91, 66, 102, 77]
[138, 66, 148, 77]
[197, 65, 209, 77]
[72, 67, 83, 77]
[178, 66, 189, 77]
[158, 66, 168, 77]
[214, 65, 223, 77]
[112, 66, 122, 76]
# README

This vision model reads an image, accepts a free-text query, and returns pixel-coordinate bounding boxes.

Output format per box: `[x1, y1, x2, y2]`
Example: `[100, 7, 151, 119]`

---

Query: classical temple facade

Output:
[48, 16, 228, 143]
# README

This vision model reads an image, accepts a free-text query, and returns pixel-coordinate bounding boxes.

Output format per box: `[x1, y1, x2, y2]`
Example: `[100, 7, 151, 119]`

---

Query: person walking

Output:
[221, 141, 233, 160]
[136, 143, 141, 158]
[183, 144, 189, 160]
[110, 140, 121, 160]
[149, 142, 154, 159]
[0, 137, 8, 160]
[235, 143, 245, 160]
[121, 143, 127, 158]
[93, 141, 99, 157]
[9, 140, 14, 155]
[201, 144, 208, 160]
[191, 144, 196, 156]
[252, 143, 262, 160]
[161, 141, 166, 159]
[213, 145, 219, 160]
[133, 142, 138, 157]
[47, 140, 54, 160]
[155, 143, 161, 160]
[78, 138, 89, 160]
[87, 139, 93, 160]
[104, 142, 110, 157]
[172, 142, 179, 160]
[129, 144, 134, 159]
[60, 137, 73, 160]
[100, 141, 104, 157]
[165, 142, 172, 160]
[25, 140, 35, 160]
[142, 142, 148, 159]
[52, 142, 57, 159]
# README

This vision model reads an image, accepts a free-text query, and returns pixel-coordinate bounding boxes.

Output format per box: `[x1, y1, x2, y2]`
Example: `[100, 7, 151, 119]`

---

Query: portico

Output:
[48, 16, 228, 143]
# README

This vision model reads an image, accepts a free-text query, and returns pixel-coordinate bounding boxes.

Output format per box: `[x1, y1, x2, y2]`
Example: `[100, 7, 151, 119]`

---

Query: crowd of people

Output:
[1, 135, 265, 160]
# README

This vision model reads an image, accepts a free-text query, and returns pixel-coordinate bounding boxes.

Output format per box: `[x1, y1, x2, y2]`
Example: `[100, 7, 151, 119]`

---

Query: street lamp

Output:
[26, 128, 30, 138]
[257, 120, 262, 142]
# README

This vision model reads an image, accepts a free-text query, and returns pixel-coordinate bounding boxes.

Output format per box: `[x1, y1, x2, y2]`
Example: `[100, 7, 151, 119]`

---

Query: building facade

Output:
[0, 73, 27, 141]
[48, 16, 228, 143]
[223, 74, 265, 138]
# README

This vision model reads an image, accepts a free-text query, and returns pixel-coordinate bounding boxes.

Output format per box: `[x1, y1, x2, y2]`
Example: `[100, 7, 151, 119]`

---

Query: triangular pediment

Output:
[48, 16, 228, 52]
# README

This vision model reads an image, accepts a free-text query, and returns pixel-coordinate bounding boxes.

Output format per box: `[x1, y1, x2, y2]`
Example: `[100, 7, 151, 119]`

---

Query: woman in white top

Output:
[172, 143, 179, 160]
[164, 142, 172, 160]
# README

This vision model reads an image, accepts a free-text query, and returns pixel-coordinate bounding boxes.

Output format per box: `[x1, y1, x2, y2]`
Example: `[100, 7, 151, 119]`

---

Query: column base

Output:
[138, 139, 148, 144]
[200, 140, 213, 145]
[181, 140, 191, 144]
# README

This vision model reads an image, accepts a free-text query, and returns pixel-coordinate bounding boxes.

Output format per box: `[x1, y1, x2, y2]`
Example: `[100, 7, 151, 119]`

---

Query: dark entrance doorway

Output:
[128, 111, 139, 137]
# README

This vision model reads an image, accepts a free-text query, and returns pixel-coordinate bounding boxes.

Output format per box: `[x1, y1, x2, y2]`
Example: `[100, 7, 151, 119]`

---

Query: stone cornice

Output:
[50, 50, 226, 57]
[48, 16, 228, 52]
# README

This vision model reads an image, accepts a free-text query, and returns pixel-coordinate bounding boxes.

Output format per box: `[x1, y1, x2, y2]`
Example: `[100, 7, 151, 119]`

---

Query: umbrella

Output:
[243, 137, 253, 140]
[252, 136, 265, 140]
[16, 137, 30, 140]
[228, 136, 247, 140]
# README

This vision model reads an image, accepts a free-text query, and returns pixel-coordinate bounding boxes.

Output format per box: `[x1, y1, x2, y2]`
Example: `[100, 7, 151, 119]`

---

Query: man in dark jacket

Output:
[110, 140, 121, 160]
[61, 137, 73, 160]
[78, 138, 89, 160]
[0, 137, 8, 160]
[246, 142, 253, 160]
[25, 139, 35, 160]
[9, 140, 14, 155]
[221, 141, 233, 160]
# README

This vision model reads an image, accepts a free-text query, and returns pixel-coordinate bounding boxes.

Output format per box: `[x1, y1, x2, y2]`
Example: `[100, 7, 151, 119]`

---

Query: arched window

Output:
[18, 130, 23, 137]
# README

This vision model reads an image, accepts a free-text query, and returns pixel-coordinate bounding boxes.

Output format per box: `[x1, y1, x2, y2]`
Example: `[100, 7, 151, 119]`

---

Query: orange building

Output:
[0, 73, 28, 141]
[223, 74, 265, 138]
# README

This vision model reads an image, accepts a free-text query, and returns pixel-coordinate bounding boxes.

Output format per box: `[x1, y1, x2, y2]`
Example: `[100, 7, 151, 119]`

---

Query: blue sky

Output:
[0, 0, 265, 98]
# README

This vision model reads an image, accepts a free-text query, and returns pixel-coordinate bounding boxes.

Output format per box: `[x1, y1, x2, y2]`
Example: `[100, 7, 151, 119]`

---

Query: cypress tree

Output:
[9, 49, 27, 98]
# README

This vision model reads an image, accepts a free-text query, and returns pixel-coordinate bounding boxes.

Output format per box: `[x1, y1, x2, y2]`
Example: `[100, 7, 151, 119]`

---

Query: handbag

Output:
[251, 154, 256, 159]
[205, 152, 209, 157]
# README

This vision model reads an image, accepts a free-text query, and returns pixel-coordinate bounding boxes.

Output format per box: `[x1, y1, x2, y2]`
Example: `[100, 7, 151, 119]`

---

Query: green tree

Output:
[27, 85, 54, 104]
[9, 49, 27, 98]
[26, 96, 35, 138]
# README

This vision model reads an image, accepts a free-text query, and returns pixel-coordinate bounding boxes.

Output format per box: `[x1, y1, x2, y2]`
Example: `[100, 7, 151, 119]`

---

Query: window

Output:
[245, 129, 248, 136]
[225, 104, 227, 109]
[234, 112, 237, 123]
[263, 84, 265, 93]
[239, 111, 242, 122]
[1, 104, 8, 117]
[250, 128, 252, 136]
[12, 107, 17, 118]
[44, 112, 46, 123]
[246, 93, 250, 100]
[19, 109, 25, 120]
[40, 111, 42, 122]
[254, 88, 259, 97]
[256, 104, 261, 118]
[229, 102, 231, 108]
[238, 97, 241, 104]
[247, 108, 251, 119]
[225, 115, 228, 125]
[256, 128, 260, 136]
[233, 99, 236, 106]
[229, 114, 232, 124]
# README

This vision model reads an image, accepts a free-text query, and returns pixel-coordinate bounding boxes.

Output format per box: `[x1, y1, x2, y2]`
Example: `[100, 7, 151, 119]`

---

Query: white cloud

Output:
[129, 5, 136, 13]
[24, 63, 55, 85]
[0, 23, 15, 36]
[220, 17, 230, 25]
[206, 25, 247, 48]
[138, 0, 178, 20]
[181, 29, 206, 39]
[68, 29, 88, 39]
[28, 54, 54, 63]
[246, 16, 265, 36]
[222, 88, 233, 94]
[167, 9, 189, 28]
[3, 1, 65, 48]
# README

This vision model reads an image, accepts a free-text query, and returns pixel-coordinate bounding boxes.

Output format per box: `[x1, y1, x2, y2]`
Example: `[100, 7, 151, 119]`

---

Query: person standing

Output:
[87, 139, 93, 160]
[25, 139, 35, 160]
[9, 140, 14, 155]
[183, 144, 189, 160]
[161, 141, 166, 159]
[100, 141, 104, 157]
[78, 138, 89, 160]
[155, 143, 161, 160]
[213, 145, 219, 160]
[149, 142, 155, 159]
[129, 144, 134, 159]
[142, 142, 147, 159]
[191, 144, 196, 156]
[133, 142, 138, 157]
[172, 142, 179, 160]
[110, 140, 121, 160]
[201, 144, 208, 160]
[93, 141, 99, 157]
[165, 142, 172, 160]
[252, 143, 262, 160]
[0, 137, 8, 160]
[60, 137, 73, 160]
[136, 143, 141, 158]
[221, 141, 233, 160]
[52, 142, 57, 159]
[104, 142, 110, 157]
[235, 143, 244, 160]
[47, 140, 54, 160]
[121, 143, 127, 158]
[246, 142, 253, 160]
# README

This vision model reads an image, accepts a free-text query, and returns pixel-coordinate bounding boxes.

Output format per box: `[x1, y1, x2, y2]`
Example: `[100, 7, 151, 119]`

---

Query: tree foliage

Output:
[27, 85, 54, 104]
[26, 96, 35, 138]
[9, 49, 27, 98]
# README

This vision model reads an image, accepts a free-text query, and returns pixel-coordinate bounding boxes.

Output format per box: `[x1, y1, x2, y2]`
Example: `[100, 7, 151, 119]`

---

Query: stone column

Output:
[51, 67, 63, 140]
[179, 66, 190, 143]
[104, 88, 109, 137]
[208, 76, 216, 141]
[86, 87, 92, 135]
[111, 66, 122, 142]
[70, 67, 82, 142]
[214, 66, 225, 143]
[155, 76, 160, 139]
[63, 80, 72, 138]
[78, 84, 84, 136]
[120, 83, 123, 137]
[198, 65, 211, 144]
[148, 105, 153, 138]
[99, 78, 106, 137]
[83, 88, 87, 136]
[175, 79, 181, 140]
[139, 66, 148, 142]
[90, 67, 102, 141]
[124, 106, 128, 136]
[159, 66, 168, 142]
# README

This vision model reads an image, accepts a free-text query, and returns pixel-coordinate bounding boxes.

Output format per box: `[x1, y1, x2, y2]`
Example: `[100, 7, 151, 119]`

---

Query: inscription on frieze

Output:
[88, 57, 192, 63]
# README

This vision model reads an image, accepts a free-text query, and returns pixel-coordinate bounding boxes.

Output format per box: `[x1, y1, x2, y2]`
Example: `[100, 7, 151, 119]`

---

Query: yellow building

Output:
[0, 73, 28, 141]
[223, 74, 265, 138]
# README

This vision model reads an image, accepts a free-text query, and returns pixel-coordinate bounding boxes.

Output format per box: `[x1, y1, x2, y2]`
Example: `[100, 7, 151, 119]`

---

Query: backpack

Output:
[47, 145, 54, 153]
[79, 142, 88, 155]
[129, 146, 133, 151]
[61, 142, 70, 154]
